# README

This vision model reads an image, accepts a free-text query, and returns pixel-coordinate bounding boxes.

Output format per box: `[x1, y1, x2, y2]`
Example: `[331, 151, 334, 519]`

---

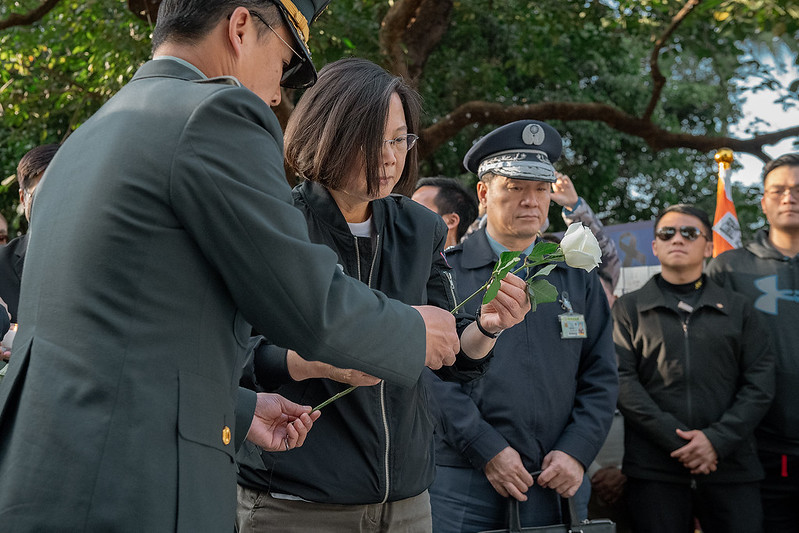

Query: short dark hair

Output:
[415, 177, 478, 241]
[17, 144, 60, 191]
[151, 0, 281, 50]
[284, 58, 421, 197]
[762, 153, 799, 183]
[654, 203, 712, 239]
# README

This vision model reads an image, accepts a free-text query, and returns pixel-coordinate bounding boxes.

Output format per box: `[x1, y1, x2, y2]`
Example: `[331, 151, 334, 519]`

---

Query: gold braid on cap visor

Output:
[278, 0, 309, 44]
[477, 150, 555, 181]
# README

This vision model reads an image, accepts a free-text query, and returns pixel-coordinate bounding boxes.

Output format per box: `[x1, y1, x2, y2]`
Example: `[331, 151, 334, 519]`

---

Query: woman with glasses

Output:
[236, 58, 530, 532]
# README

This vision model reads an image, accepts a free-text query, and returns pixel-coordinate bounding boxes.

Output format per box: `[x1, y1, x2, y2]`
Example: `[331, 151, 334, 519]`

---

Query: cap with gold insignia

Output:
[272, 0, 331, 89]
[463, 120, 563, 182]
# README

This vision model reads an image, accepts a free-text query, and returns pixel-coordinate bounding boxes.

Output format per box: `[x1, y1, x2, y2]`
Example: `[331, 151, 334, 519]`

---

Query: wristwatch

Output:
[475, 307, 502, 339]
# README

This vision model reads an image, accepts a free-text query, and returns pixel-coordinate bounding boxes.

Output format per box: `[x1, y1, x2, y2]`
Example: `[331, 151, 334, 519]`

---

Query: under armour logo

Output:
[754, 275, 799, 315]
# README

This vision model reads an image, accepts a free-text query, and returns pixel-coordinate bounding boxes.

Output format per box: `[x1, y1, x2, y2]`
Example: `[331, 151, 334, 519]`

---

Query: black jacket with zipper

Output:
[237, 180, 487, 504]
[707, 229, 799, 455]
[614, 274, 775, 483]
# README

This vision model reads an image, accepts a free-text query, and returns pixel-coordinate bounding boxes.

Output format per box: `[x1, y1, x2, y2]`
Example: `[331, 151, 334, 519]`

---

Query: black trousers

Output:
[760, 450, 799, 533]
[625, 477, 762, 533]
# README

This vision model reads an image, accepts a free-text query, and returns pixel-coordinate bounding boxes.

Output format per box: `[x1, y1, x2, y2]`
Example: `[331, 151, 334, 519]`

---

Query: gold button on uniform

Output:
[222, 426, 231, 446]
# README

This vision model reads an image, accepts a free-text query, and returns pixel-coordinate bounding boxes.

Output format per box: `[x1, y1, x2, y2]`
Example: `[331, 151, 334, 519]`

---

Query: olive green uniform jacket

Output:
[0, 59, 425, 532]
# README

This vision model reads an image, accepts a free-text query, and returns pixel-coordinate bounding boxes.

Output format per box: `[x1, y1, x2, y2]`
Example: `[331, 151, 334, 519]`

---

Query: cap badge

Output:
[522, 124, 545, 146]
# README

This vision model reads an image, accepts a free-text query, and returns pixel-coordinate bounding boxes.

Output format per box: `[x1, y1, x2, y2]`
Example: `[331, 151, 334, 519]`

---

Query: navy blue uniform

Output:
[427, 227, 618, 530]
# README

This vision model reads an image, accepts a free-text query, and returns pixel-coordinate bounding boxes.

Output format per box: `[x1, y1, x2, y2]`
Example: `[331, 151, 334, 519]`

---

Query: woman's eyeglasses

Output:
[655, 226, 708, 242]
[383, 134, 419, 152]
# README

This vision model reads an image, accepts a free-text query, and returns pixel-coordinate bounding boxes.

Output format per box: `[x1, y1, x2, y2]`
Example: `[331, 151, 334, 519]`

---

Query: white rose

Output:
[560, 223, 602, 272]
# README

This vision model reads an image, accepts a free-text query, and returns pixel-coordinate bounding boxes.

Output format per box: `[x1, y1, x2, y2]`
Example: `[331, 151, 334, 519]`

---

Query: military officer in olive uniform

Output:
[0, 1, 459, 531]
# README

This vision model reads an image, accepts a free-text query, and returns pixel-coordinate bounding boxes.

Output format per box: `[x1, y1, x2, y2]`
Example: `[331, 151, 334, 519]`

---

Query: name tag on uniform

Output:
[559, 313, 587, 339]
[558, 291, 587, 339]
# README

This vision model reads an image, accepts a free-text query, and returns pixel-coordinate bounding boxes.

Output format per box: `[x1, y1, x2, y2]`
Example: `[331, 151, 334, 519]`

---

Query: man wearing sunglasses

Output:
[707, 153, 799, 531]
[0, 1, 462, 531]
[614, 204, 775, 533]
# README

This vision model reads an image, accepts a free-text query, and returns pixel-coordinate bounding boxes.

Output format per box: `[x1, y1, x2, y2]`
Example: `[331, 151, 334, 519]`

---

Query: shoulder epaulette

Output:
[192, 76, 241, 87]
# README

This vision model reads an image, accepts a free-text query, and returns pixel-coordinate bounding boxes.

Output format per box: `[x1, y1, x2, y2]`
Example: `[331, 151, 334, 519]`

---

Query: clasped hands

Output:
[485, 447, 585, 501]
[670, 428, 718, 475]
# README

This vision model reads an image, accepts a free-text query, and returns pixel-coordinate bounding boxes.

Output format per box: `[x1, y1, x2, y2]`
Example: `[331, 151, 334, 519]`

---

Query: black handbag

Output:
[479, 497, 616, 533]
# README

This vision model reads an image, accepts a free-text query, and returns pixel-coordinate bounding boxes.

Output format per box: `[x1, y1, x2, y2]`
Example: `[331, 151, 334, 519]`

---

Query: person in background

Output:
[0, 143, 59, 323]
[0, 298, 9, 341]
[236, 57, 530, 533]
[615, 204, 774, 533]
[551, 171, 620, 304]
[412, 176, 479, 249]
[707, 153, 799, 531]
[0, 213, 8, 245]
[549, 170, 623, 523]
[0, 1, 462, 531]
[427, 120, 618, 531]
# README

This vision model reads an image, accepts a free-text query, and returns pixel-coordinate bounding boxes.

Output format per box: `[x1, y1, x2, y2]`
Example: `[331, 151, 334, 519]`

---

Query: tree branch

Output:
[0, 0, 63, 30]
[379, 0, 425, 80]
[128, 0, 161, 24]
[642, 0, 702, 121]
[379, 0, 453, 86]
[419, 100, 799, 161]
[403, 0, 453, 85]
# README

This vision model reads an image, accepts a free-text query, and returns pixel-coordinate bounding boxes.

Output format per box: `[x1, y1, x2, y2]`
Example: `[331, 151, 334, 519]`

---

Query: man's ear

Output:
[476, 181, 488, 207]
[703, 238, 714, 259]
[227, 6, 251, 57]
[442, 213, 460, 232]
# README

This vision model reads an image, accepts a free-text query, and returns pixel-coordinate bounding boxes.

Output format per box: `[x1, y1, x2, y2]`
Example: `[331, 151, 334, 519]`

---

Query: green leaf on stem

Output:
[532, 264, 557, 278]
[527, 278, 559, 312]
[529, 241, 560, 262]
[494, 251, 523, 277]
[483, 251, 523, 305]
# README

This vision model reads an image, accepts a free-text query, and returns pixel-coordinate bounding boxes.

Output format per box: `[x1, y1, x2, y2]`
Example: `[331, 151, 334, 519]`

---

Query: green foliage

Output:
[1, 0, 796, 241]
[0, 0, 152, 236]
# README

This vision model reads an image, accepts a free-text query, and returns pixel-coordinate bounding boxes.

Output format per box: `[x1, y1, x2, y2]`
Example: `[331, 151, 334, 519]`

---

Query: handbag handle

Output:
[506, 497, 583, 531]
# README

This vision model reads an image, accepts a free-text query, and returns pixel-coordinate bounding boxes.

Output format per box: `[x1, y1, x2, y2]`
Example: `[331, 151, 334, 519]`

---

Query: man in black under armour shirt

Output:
[612, 204, 775, 533]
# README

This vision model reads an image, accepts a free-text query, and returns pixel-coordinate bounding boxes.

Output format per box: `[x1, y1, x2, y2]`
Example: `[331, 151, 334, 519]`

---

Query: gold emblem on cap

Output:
[522, 124, 545, 146]
[222, 425, 231, 446]
[278, 0, 310, 44]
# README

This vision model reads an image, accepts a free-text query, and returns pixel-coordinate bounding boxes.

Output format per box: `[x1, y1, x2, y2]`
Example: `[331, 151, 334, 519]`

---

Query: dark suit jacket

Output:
[0, 59, 426, 532]
[0, 233, 27, 322]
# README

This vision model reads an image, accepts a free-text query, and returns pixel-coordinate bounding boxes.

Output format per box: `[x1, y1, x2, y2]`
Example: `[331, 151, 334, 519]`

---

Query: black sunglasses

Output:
[655, 226, 707, 241]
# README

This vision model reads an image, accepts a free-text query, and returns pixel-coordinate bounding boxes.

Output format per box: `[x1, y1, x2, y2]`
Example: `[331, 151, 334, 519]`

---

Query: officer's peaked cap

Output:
[272, 0, 331, 89]
[463, 120, 562, 182]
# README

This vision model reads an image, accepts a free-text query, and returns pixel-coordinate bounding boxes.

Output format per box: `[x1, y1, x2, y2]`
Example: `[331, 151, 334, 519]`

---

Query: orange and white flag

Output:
[712, 149, 741, 257]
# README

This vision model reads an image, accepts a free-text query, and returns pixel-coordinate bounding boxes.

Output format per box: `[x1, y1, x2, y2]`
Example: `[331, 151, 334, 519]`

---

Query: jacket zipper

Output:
[355, 234, 391, 503]
[443, 269, 459, 310]
[682, 315, 692, 423]
[369, 235, 392, 504]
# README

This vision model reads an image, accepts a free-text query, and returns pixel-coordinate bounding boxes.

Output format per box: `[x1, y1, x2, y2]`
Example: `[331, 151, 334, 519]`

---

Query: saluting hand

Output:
[550, 172, 579, 209]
